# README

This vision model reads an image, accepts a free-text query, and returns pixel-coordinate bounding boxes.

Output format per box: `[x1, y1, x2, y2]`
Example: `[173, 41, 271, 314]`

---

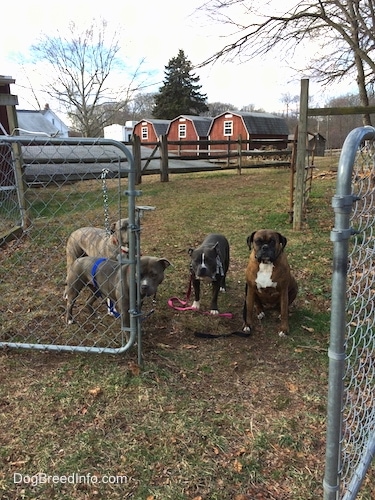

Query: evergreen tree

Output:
[153, 50, 209, 119]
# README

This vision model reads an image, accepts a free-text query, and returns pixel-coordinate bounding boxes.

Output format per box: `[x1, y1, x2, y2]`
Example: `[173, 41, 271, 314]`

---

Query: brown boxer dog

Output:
[243, 229, 298, 337]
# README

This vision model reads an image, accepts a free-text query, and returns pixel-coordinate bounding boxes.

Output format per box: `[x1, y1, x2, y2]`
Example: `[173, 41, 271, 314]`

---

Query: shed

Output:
[288, 131, 327, 157]
[133, 119, 170, 146]
[104, 121, 137, 142]
[308, 132, 326, 157]
[167, 115, 213, 156]
[208, 111, 289, 152]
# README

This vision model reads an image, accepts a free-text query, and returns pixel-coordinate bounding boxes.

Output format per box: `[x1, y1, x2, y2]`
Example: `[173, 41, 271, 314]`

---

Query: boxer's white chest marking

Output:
[255, 263, 277, 289]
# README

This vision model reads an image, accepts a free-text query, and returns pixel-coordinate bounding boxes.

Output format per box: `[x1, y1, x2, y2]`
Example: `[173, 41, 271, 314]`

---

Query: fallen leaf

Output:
[156, 343, 172, 349]
[286, 382, 298, 393]
[302, 325, 314, 333]
[10, 460, 28, 467]
[233, 459, 243, 473]
[88, 386, 102, 397]
[127, 361, 141, 376]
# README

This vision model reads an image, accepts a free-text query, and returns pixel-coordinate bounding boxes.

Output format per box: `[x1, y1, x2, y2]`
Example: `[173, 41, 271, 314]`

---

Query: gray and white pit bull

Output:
[65, 255, 171, 325]
[65, 219, 129, 279]
[188, 233, 230, 315]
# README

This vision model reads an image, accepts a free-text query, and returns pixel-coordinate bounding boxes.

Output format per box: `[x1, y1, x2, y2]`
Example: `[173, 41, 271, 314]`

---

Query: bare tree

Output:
[31, 19, 145, 136]
[199, 0, 375, 125]
[128, 93, 157, 120]
[280, 93, 299, 118]
[204, 101, 239, 116]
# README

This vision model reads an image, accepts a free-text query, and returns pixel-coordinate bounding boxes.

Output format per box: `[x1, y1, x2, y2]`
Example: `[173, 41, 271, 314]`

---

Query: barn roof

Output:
[16, 110, 60, 136]
[136, 119, 170, 136]
[170, 115, 213, 137]
[214, 111, 289, 136]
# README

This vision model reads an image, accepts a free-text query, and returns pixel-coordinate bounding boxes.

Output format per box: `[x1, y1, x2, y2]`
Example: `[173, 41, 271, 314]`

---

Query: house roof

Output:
[16, 110, 60, 136]
[214, 111, 289, 136]
[170, 115, 213, 137]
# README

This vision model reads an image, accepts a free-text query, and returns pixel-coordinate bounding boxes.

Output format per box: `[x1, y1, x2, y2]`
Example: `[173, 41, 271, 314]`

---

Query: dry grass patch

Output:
[1, 164, 373, 499]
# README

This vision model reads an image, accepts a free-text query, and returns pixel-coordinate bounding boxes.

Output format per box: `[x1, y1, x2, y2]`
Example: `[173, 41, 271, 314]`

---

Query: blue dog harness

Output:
[91, 258, 120, 318]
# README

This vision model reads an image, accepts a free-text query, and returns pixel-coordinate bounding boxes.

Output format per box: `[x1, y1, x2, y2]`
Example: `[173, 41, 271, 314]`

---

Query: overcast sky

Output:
[1, 0, 356, 117]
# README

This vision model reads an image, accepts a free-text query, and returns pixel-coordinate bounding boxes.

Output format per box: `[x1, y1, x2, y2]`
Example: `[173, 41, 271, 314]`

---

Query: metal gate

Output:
[324, 126, 375, 499]
[0, 136, 147, 364]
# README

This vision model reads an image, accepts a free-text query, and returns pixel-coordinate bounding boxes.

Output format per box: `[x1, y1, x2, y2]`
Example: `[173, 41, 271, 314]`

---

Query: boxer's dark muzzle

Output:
[255, 244, 276, 263]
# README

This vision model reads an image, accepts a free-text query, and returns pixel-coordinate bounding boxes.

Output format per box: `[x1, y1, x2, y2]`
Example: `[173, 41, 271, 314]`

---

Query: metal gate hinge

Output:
[330, 228, 353, 242]
[331, 194, 359, 209]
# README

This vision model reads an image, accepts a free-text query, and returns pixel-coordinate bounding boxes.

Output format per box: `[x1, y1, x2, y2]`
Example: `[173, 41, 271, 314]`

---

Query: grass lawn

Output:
[1, 159, 373, 499]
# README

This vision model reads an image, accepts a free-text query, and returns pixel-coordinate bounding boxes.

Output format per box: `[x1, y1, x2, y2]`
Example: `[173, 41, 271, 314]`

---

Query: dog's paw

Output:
[243, 325, 252, 334]
[210, 309, 219, 315]
[191, 301, 200, 310]
[219, 287, 226, 293]
[67, 319, 74, 325]
[257, 311, 265, 320]
[278, 330, 287, 337]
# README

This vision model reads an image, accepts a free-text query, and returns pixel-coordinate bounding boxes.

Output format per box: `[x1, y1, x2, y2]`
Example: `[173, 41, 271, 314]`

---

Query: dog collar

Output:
[216, 256, 225, 277]
[91, 258, 107, 290]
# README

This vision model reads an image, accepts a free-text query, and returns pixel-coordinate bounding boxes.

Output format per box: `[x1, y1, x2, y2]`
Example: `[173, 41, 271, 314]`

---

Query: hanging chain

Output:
[101, 169, 111, 235]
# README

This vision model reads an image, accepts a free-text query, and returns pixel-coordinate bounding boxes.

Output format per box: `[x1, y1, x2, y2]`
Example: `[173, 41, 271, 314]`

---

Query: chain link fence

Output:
[0, 137, 146, 362]
[324, 126, 375, 499]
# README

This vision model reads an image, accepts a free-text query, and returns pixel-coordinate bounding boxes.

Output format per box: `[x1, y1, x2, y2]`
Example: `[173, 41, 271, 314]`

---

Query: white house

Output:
[41, 104, 69, 137]
[16, 105, 69, 137]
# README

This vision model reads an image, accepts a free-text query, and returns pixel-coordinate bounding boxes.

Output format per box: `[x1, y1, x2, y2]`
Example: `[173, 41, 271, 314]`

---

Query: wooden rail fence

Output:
[131, 135, 295, 184]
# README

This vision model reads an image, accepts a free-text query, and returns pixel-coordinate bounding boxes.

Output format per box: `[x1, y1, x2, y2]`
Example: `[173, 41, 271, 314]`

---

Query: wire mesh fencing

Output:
[324, 126, 375, 500]
[0, 136, 146, 361]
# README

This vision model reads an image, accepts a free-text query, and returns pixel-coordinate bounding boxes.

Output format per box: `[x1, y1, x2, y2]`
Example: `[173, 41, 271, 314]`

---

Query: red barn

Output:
[167, 115, 213, 156]
[133, 119, 170, 146]
[208, 111, 289, 152]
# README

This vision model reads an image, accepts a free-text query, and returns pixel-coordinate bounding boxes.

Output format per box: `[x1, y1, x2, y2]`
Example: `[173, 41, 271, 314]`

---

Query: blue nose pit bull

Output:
[65, 255, 171, 326]
[188, 233, 230, 315]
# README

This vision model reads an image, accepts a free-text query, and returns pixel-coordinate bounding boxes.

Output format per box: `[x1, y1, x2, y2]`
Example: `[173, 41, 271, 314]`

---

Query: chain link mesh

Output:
[0, 137, 138, 354]
[341, 140, 375, 498]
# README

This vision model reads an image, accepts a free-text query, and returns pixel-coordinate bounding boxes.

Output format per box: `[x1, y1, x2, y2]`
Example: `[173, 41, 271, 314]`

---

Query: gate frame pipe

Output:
[323, 126, 375, 500]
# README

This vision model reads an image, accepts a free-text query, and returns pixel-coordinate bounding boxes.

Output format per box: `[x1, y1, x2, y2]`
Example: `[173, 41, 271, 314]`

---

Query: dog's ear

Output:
[120, 218, 129, 230]
[159, 258, 172, 269]
[213, 241, 224, 260]
[247, 232, 256, 249]
[213, 241, 220, 254]
[278, 233, 287, 249]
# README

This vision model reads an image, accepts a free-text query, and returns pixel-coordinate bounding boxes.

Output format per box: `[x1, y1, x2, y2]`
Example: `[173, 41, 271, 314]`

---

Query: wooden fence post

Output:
[293, 78, 309, 231]
[132, 134, 142, 184]
[159, 134, 169, 182]
[237, 135, 242, 174]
